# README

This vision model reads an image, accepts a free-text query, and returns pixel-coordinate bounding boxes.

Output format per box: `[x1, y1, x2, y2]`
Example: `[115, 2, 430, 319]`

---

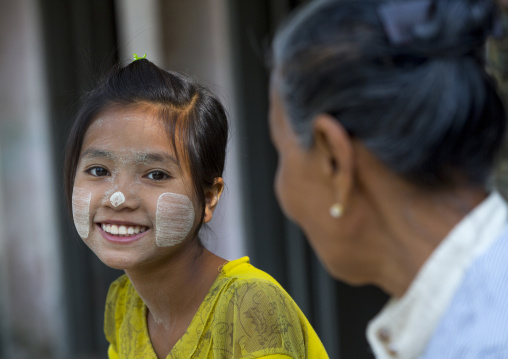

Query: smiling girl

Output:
[63, 58, 327, 359]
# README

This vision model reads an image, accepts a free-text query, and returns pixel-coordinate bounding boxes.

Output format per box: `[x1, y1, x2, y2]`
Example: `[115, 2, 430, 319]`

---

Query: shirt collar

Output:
[367, 192, 508, 359]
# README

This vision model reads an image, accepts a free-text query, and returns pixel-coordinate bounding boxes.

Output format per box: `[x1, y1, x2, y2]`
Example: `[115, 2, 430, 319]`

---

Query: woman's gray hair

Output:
[272, 0, 506, 188]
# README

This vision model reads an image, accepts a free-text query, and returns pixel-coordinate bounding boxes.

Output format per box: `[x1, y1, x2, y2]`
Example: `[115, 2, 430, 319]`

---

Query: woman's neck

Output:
[370, 185, 488, 298]
[352, 143, 488, 297]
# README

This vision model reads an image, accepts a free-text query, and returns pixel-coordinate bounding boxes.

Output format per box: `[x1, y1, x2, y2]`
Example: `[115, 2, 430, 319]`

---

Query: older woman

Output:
[269, 0, 508, 358]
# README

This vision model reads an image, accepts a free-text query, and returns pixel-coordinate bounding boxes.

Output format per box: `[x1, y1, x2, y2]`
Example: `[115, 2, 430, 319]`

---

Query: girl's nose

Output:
[110, 191, 125, 207]
[103, 185, 140, 210]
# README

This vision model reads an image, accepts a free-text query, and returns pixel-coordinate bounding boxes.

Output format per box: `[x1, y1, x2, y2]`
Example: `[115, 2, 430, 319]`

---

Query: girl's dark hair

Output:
[64, 59, 228, 224]
[273, 0, 506, 188]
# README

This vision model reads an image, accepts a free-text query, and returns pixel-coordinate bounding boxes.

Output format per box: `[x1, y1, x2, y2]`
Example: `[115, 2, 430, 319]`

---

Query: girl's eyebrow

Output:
[81, 148, 180, 167]
[81, 148, 114, 160]
[137, 152, 180, 167]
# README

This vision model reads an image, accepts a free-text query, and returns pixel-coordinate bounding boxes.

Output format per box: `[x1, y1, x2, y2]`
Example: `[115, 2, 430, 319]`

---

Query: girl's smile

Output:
[72, 105, 199, 270]
[99, 222, 148, 237]
[97, 222, 149, 244]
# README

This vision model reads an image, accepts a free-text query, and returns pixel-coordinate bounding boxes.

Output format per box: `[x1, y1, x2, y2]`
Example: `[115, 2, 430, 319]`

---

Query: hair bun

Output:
[411, 0, 501, 57]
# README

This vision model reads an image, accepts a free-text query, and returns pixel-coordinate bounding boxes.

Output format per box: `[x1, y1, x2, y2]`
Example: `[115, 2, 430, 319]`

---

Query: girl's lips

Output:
[97, 224, 149, 244]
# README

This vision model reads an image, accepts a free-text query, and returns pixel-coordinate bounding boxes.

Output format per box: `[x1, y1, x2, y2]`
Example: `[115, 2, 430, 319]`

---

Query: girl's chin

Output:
[92, 245, 164, 271]
[96, 253, 139, 271]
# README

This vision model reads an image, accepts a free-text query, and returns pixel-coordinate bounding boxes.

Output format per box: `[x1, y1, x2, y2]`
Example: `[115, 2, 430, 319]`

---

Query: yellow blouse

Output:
[104, 257, 329, 359]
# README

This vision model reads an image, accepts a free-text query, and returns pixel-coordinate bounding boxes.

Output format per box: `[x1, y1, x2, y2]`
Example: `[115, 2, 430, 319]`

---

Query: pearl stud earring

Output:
[329, 203, 343, 218]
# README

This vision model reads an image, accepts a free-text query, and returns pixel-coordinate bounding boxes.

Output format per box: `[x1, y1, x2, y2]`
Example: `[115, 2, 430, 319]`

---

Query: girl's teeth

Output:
[101, 224, 147, 236]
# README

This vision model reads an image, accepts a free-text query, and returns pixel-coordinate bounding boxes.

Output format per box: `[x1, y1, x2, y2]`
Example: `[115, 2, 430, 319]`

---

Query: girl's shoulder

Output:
[204, 257, 316, 358]
[105, 274, 137, 310]
[104, 275, 143, 335]
[107, 274, 131, 294]
[220, 256, 283, 286]
[216, 256, 306, 321]
[104, 274, 148, 357]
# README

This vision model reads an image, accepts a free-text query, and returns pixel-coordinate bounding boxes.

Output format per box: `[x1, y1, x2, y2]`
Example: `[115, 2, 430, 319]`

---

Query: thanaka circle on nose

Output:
[110, 191, 126, 207]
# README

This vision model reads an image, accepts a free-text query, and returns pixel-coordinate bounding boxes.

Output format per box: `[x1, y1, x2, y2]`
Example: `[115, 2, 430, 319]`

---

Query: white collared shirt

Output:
[367, 192, 508, 359]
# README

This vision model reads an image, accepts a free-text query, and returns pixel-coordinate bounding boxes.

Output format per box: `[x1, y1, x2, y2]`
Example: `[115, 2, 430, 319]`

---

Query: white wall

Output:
[114, 0, 246, 260]
[115, 0, 163, 65]
[0, 0, 67, 357]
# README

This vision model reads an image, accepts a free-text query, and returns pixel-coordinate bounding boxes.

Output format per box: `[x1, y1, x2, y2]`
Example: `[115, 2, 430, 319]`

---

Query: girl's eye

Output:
[147, 171, 169, 181]
[87, 167, 110, 177]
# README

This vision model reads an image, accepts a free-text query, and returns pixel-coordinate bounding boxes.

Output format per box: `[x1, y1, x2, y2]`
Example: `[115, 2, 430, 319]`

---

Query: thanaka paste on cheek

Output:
[110, 191, 125, 207]
[72, 187, 91, 239]
[155, 192, 195, 247]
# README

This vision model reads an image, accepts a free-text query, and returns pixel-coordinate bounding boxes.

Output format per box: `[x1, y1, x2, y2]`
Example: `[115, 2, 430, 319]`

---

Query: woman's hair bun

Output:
[408, 0, 501, 58]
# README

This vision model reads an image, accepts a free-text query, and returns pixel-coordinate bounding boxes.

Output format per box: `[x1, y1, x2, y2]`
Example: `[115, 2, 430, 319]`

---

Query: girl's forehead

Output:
[85, 107, 162, 142]
[87, 107, 161, 134]
[80, 107, 190, 169]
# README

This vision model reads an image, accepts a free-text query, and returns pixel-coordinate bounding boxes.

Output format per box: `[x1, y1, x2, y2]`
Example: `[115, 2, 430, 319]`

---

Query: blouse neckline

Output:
[140, 256, 250, 358]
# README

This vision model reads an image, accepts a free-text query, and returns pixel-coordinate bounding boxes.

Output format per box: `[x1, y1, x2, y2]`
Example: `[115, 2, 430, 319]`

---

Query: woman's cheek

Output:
[72, 187, 92, 239]
[155, 192, 195, 247]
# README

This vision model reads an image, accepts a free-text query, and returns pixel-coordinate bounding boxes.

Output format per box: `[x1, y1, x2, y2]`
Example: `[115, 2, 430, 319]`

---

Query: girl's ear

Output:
[313, 114, 355, 212]
[203, 177, 224, 223]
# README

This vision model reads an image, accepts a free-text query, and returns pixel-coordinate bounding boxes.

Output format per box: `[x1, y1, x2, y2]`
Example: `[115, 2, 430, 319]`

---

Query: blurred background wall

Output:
[0, 0, 67, 358]
[18, 0, 508, 358]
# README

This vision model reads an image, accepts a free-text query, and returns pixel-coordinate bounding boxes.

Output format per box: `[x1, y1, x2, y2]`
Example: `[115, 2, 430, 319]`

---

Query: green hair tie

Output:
[132, 53, 147, 62]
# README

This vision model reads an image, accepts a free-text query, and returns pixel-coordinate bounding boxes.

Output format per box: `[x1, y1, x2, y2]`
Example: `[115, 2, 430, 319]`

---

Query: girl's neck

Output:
[124, 242, 225, 330]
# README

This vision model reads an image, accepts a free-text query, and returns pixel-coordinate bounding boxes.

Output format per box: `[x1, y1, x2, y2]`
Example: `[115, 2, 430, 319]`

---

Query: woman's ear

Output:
[313, 114, 355, 211]
[203, 177, 225, 223]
